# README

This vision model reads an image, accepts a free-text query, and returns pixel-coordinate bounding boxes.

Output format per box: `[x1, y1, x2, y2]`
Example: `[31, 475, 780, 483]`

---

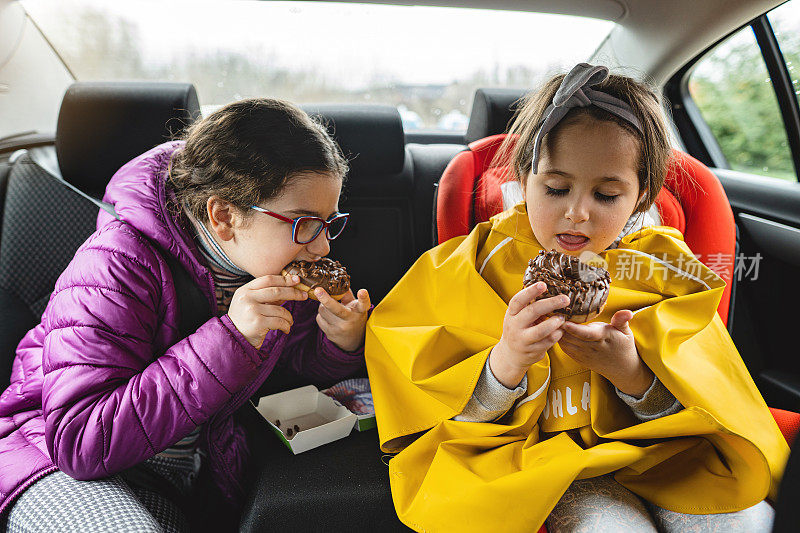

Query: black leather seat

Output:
[302, 104, 414, 303]
[238, 405, 410, 532]
[0, 81, 199, 384]
[464, 87, 526, 143]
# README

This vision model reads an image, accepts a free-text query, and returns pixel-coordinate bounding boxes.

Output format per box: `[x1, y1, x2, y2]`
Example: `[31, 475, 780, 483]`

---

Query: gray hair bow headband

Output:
[530, 63, 643, 174]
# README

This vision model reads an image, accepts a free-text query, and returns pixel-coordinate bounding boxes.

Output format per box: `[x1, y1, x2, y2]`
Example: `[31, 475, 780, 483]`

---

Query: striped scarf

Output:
[183, 209, 253, 315]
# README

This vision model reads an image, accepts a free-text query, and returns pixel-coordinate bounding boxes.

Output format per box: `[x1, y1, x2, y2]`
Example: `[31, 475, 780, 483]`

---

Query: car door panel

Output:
[716, 169, 800, 410]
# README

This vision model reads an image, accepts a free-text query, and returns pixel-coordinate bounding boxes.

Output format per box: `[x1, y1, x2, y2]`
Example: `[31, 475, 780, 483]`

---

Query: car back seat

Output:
[464, 87, 525, 146]
[0, 81, 199, 386]
[299, 104, 467, 300]
[406, 142, 467, 255]
[301, 104, 415, 303]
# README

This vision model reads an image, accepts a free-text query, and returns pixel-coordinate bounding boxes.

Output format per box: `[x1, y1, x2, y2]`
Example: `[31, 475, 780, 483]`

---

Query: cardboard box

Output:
[355, 413, 377, 432]
[255, 385, 362, 454]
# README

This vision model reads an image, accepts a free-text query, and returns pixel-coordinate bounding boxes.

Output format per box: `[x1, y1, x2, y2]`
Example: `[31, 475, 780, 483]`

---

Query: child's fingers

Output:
[516, 294, 570, 326]
[338, 289, 356, 305]
[508, 282, 547, 316]
[246, 274, 301, 290]
[559, 329, 579, 344]
[251, 286, 308, 304]
[259, 304, 295, 327]
[315, 312, 332, 332]
[263, 316, 293, 335]
[610, 310, 634, 333]
[526, 327, 564, 354]
[234, 304, 294, 334]
[560, 321, 604, 341]
[557, 338, 581, 358]
[317, 304, 340, 324]
[522, 314, 565, 344]
[354, 289, 371, 313]
[315, 288, 349, 319]
[558, 333, 590, 357]
[557, 333, 587, 351]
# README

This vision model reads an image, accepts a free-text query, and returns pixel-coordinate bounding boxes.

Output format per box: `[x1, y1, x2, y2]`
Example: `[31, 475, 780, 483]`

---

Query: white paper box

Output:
[255, 385, 357, 454]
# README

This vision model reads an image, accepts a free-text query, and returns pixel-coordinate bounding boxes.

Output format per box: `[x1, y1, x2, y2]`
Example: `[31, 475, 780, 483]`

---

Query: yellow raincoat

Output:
[365, 203, 788, 532]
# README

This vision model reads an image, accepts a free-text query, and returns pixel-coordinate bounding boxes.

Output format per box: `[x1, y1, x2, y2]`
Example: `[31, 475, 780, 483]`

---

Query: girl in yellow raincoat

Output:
[365, 64, 789, 532]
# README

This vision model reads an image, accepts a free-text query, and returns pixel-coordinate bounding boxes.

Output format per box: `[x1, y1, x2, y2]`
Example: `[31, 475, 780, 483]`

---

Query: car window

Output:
[769, 1, 800, 103]
[20, 0, 613, 134]
[687, 26, 794, 180]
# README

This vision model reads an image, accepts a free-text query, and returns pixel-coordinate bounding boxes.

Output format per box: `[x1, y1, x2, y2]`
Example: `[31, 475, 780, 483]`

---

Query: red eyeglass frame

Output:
[250, 205, 350, 244]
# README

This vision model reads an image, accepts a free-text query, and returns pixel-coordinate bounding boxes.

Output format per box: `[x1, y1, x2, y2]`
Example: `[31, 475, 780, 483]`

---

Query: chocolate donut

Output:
[282, 258, 350, 301]
[523, 250, 610, 323]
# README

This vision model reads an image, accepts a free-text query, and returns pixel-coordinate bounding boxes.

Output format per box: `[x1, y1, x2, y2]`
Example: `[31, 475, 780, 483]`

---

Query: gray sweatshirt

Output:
[454, 356, 682, 423]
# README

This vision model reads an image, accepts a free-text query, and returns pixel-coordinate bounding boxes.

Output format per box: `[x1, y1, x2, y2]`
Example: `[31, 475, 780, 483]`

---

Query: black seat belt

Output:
[25, 147, 211, 336]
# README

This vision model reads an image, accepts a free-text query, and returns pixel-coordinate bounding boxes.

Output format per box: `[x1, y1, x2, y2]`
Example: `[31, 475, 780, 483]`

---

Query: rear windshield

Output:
[22, 0, 614, 133]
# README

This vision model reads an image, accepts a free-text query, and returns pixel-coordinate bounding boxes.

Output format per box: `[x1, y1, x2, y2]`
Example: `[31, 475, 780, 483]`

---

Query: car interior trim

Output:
[738, 213, 800, 268]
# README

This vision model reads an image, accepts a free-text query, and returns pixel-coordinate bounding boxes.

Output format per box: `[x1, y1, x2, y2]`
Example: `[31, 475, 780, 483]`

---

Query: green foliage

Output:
[690, 29, 796, 180]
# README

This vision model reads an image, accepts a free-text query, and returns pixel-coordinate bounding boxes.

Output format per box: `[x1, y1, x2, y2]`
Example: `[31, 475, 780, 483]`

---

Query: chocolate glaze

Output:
[284, 258, 350, 295]
[523, 250, 610, 319]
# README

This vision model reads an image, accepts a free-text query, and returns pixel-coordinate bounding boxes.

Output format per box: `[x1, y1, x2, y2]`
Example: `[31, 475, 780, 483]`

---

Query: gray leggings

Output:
[545, 475, 774, 533]
[5, 455, 199, 533]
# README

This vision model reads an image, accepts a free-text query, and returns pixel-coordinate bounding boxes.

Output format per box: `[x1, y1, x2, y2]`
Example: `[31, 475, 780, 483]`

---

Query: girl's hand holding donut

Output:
[314, 287, 371, 353]
[228, 274, 309, 348]
[489, 281, 569, 389]
[559, 310, 655, 398]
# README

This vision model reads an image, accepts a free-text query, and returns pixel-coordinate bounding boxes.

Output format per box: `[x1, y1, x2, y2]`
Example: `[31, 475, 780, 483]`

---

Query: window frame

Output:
[666, 11, 800, 181]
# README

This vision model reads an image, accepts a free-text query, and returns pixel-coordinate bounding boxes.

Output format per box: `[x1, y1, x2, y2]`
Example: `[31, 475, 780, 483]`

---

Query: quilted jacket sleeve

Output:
[41, 225, 265, 480]
[278, 298, 365, 383]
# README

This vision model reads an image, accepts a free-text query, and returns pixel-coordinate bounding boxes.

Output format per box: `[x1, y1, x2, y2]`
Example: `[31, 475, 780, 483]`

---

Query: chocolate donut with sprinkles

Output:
[282, 258, 351, 301]
[523, 249, 611, 323]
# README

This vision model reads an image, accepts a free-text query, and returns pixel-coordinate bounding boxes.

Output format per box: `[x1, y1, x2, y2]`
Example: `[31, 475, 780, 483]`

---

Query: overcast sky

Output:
[23, 0, 614, 86]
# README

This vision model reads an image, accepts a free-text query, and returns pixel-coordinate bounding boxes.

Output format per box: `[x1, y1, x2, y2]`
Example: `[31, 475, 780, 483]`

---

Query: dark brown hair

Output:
[497, 71, 672, 214]
[168, 98, 348, 223]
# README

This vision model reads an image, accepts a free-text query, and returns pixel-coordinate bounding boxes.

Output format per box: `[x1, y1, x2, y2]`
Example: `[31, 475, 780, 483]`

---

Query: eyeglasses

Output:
[250, 206, 350, 244]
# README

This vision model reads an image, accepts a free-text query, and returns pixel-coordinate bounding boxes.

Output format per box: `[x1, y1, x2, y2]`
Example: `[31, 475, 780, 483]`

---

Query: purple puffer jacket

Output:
[0, 141, 365, 516]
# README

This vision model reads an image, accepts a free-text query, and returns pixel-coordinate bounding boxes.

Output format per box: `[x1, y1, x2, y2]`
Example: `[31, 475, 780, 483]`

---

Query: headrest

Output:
[301, 104, 405, 177]
[465, 88, 526, 144]
[56, 82, 200, 193]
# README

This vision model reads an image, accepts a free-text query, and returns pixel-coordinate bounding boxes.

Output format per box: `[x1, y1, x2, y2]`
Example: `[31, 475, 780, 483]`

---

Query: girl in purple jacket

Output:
[0, 99, 370, 531]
